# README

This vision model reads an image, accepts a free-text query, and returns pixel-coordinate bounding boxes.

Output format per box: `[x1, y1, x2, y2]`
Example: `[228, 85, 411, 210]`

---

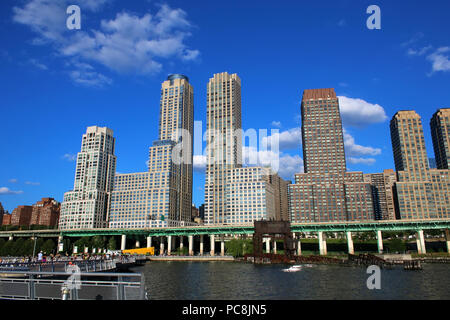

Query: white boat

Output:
[282, 265, 302, 272]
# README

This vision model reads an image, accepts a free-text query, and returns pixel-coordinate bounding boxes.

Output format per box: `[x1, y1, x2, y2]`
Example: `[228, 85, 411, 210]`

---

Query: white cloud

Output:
[427, 47, 450, 73]
[343, 129, 381, 157]
[193, 155, 207, 173]
[407, 45, 432, 56]
[25, 181, 40, 186]
[271, 121, 282, 128]
[29, 58, 48, 70]
[347, 157, 376, 165]
[338, 96, 388, 127]
[401, 32, 424, 47]
[13, 1, 200, 85]
[0, 187, 23, 195]
[8, 179, 18, 183]
[243, 147, 303, 180]
[62, 153, 77, 161]
[261, 127, 302, 151]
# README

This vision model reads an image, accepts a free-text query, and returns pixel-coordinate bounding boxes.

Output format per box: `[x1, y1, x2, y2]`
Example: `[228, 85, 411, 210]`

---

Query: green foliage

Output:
[92, 236, 105, 249]
[0, 240, 15, 256]
[12, 238, 25, 256]
[107, 237, 116, 250]
[386, 238, 406, 253]
[41, 239, 55, 255]
[225, 239, 253, 257]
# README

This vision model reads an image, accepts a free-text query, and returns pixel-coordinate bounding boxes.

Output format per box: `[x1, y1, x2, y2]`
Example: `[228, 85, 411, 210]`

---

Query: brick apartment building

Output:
[11, 205, 33, 226]
[30, 198, 60, 227]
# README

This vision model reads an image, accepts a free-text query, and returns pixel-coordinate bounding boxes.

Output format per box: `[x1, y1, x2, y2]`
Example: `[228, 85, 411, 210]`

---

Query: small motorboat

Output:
[282, 265, 302, 272]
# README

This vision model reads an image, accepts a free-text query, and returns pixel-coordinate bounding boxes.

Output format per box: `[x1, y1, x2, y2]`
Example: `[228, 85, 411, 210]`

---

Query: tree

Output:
[41, 239, 55, 255]
[1, 240, 15, 256]
[13, 238, 25, 256]
[0, 238, 5, 253]
[107, 237, 116, 251]
[386, 238, 406, 253]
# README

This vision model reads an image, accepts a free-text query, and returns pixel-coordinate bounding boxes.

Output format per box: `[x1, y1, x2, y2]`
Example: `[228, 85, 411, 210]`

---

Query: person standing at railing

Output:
[37, 251, 43, 262]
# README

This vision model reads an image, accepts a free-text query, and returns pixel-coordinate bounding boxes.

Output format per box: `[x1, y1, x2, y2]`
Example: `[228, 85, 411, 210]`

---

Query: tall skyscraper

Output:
[109, 74, 195, 228]
[59, 126, 116, 230]
[430, 108, 450, 169]
[289, 88, 374, 223]
[204, 72, 288, 225]
[205, 72, 242, 224]
[389, 110, 449, 219]
[301, 88, 346, 174]
[390, 111, 429, 179]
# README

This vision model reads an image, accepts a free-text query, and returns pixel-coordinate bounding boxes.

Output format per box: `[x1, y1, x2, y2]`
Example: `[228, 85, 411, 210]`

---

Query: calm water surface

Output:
[131, 262, 450, 300]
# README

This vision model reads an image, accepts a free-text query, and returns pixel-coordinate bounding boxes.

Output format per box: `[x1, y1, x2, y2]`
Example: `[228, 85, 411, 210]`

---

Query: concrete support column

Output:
[265, 238, 270, 254]
[416, 230, 426, 254]
[121, 235, 126, 251]
[200, 235, 204, 255]
[318, 231, 327, 256]
[445, 229, 450, 254]
[297, 234, 302, 256]
[273, 240, 277, 254]
[58, 236, 64, 252]
[180, 236, 184, 252]
[146, 236, 152, 248]
[189, 235, 194, 256]
[167, 236, 172, 256]
[160, 237, 165, 255]
[210, 235, 215, 256]
[376, 230, 383, 254]
[135, 240, 140, 248]
[221, 237, 225, 256]
[347, 231, 354, 255]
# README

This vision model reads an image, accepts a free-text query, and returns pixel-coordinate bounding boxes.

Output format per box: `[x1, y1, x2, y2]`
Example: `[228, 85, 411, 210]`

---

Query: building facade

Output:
[390, 110, 450, 219]
[363, 169, 397, 220]
[30, 198, 60, 227]
[205, 72, 243, 224]
[204, 72, 289, 225]
[2, 214, 11, 226]
[109, 74, 195, 229]
[11, 205, 33, 226]
[289, 88, 374, 223]
[0, 203, 4, 226]
[430, 108, 450, 169]
[59, 126, 116, 230]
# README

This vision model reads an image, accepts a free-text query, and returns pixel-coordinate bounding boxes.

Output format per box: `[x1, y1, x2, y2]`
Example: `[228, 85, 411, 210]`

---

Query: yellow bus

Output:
[122, 247, 155, 256]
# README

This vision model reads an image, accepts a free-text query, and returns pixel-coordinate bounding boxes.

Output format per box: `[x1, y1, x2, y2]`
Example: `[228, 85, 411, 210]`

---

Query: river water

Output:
[130, 261, 450, 300]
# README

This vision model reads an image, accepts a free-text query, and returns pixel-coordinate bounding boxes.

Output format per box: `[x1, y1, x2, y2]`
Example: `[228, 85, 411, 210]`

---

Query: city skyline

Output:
[1, 0, 450, 212]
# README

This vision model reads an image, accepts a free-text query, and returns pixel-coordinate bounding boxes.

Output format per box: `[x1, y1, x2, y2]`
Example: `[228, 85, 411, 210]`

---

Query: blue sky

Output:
[1, 0, 450, 212]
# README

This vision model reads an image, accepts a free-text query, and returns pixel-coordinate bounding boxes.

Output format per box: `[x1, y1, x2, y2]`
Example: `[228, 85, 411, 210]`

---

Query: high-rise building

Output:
[109, 74, 195, 228]
[390, 110, 449, 219]
[289, 88, 374, 223]
[59, 126, 116, 230]
[204, 72, 288, 225]
[363, 169, 397, 220]
[0, 203, 4, 226]
[11, 205, 33, 226]
[205, 72, 242, 224]
[30, 198, 60, 227]
[430, 108, 450, 169]
[2, 214, 11, 226]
